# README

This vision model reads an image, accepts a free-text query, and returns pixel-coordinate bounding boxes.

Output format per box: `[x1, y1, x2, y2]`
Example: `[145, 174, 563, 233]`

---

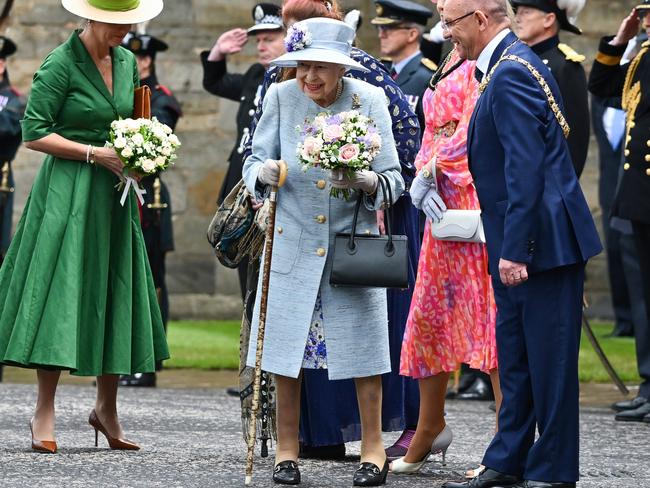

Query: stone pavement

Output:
[0, 379, 648, 488]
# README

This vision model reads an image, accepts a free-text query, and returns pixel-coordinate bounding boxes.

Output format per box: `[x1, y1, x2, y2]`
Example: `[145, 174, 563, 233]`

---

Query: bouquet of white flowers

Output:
[106, 117, 181, 205]
[296, 110, 382, 199]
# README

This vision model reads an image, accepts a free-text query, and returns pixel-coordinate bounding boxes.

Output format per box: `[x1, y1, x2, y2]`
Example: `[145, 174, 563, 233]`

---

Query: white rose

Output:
[113, 137, 127, 149]
[161, 146, 172, 157]
[154, 156, 166, 168]
[121, 146, 133, 158]
[168, 134, 180, 146]
[141, 159, 156, 173]
[131, 133, 145, 146]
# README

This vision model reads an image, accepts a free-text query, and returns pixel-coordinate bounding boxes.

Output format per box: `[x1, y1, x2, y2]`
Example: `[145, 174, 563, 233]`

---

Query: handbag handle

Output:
[347, 173, 395, 256]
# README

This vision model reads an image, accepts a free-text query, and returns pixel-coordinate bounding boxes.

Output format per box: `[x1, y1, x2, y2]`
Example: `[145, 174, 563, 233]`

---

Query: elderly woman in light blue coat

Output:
[242, 17, 404, 488]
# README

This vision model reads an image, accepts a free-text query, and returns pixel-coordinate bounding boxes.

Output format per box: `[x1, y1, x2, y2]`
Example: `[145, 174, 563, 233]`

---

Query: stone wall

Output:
[2, 0, 640, 319]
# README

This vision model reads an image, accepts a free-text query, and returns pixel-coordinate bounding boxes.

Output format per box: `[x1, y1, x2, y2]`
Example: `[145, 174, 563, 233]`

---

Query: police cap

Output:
[122, 32, 168, 59]
[510, 0, 584, 35]
[371, 0, 433, 27]
[248, 3, 283, 34]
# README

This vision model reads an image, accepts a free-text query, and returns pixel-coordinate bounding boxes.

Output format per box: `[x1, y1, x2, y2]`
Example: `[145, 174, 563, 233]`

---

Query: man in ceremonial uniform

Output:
[512, 0, 590, 177]
[372, 0, 436, 129]
[119, 31, 182, 388]
[589, 0, 650, 424]
[201, 2, 284, 301]
[0, 36, 25, 383]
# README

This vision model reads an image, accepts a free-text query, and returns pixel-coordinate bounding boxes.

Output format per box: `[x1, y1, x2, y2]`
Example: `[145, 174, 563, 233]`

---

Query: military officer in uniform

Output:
[512, 0, 590, 177]
[119, 31, 182, 388]
[201, 2, 284, 300]
[589, 0, 650, 424]
[0, 36, 26, 383]
[372, 0, 436, 130]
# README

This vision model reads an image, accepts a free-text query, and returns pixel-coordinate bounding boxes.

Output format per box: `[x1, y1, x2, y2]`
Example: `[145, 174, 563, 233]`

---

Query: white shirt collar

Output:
[476, 29, 511, 81]
[393, 51, 421, 75]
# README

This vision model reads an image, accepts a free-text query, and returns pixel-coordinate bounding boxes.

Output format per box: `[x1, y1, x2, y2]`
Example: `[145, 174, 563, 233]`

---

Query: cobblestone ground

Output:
[0, 383, 648, 488]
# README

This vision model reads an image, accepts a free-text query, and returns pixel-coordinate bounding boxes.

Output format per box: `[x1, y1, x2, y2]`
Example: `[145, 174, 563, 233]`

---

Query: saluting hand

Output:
[611, 9, 641, 46]
[216, 28, 249, 55]
[499, 258, 529, 287]
[93, 146, 125, 179]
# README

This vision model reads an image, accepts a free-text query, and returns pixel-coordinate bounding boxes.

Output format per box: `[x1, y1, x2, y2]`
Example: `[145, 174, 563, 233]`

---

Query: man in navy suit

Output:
[437, 1, 602, 487]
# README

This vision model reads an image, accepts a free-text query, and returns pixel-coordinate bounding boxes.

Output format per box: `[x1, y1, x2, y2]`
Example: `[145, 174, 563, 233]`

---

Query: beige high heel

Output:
[390, 424, 453, 474]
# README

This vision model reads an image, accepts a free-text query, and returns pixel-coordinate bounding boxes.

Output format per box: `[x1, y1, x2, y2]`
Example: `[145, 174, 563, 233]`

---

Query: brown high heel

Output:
[88, 409, 140, 450]
[30, 418, 57, 454]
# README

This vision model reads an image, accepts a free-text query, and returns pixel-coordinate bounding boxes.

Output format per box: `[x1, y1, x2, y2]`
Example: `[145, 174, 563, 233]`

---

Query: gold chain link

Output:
[479, 51, 570, 139]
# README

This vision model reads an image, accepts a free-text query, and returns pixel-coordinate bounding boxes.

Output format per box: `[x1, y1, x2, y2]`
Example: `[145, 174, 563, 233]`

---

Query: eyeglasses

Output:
[441, 11, 476, 31]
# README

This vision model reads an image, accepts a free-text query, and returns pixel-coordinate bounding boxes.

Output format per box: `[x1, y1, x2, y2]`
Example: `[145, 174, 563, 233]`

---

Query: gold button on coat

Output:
[316, 180, 326, 189]
[624, 163, 631, 170]
[646, 169, 650, 176]
[646, 155, 650, 162]
[625, 149, 630, 156]
[647, 140, 650, 147]
[630, 121, 636, 128]
[316, 215, 326, 224]
[316, 248, 326, 257]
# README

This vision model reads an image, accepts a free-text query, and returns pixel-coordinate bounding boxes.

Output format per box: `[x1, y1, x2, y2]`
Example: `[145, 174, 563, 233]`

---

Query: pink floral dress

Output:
[400, 52, 498, 378]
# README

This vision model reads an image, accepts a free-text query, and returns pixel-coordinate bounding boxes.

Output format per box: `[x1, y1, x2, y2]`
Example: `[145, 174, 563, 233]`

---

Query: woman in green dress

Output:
[0, 0, 168, 453]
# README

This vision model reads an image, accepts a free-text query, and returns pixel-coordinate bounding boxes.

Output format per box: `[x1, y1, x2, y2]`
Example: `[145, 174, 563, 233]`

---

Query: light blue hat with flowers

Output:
[271, 17, 369, 72]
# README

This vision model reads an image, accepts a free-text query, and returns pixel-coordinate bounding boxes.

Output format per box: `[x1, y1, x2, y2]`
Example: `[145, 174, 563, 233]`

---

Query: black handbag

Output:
[330, 174, 409, 289]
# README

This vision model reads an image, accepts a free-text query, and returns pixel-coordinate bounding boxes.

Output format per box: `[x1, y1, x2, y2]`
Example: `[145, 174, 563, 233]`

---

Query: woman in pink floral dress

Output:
[390, 32, 501, 475]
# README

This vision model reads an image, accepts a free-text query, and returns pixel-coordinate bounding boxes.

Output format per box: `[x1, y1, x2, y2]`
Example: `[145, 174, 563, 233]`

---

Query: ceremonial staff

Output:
[245, 160, 287, 486]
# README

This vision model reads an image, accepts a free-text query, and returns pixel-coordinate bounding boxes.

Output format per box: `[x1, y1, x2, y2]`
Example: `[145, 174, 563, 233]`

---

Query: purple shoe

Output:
[385, 429, 416, 460]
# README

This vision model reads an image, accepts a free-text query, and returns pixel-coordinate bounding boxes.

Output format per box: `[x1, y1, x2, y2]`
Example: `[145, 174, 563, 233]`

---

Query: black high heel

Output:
[353, 459, 388, 486]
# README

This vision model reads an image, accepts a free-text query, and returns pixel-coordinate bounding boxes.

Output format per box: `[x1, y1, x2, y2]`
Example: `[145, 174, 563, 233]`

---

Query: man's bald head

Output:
[443, 0, 511, 60]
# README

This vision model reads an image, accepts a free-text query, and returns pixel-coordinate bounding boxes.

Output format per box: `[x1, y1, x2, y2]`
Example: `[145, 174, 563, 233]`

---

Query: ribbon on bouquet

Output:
[119, 176, 147, 207]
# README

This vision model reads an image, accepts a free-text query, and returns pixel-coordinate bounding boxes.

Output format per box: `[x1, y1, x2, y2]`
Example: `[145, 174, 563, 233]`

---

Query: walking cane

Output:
[245, 161, 288, 486]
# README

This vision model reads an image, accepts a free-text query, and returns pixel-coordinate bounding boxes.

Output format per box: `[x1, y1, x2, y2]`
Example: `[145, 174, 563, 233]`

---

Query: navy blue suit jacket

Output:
[468, 32, 601, 275]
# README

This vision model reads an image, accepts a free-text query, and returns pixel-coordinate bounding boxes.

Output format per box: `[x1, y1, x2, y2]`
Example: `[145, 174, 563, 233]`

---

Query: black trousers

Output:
[631, 221, 650, 398]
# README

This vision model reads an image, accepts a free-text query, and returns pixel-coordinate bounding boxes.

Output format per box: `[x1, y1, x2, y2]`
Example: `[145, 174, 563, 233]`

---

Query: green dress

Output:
[0, 30, 169, 376]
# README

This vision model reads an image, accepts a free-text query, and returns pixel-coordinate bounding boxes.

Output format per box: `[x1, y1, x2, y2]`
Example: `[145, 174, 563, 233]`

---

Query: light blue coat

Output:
[243, 78, 405, 380]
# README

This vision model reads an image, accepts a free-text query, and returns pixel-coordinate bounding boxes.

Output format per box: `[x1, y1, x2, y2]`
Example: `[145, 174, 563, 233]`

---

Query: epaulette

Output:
[643, 40, 650, 48]
[156, 84, 173, 96]
[421, 58, 438, 71]
[558, 43, 586, 63]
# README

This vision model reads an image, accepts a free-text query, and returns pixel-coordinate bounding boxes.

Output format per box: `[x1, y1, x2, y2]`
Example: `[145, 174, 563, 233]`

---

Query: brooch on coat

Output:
[352, 94, 361, 110]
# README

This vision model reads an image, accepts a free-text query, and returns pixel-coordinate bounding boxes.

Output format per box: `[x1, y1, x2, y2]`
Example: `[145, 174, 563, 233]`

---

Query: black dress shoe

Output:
[455, 378, 495, 402]
[615, 400, 650, 422]
[226, 387, 240, 397]
[353, 459, 388, 486]
[517, 481, 576, 487]
[119, 373, 156, 387]
[611, 396, 647, 412]
[299, 442, 346, 460]
[442, 468, 519, 487]
[273, 460, 301, 485]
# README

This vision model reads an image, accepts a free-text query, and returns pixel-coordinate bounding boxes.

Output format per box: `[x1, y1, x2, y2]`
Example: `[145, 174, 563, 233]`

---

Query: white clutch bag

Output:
[430, 209, 486, 243]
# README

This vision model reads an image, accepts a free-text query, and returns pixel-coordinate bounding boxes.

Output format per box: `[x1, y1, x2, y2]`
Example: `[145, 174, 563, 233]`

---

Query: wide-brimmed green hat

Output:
[62, 0, 163, 25]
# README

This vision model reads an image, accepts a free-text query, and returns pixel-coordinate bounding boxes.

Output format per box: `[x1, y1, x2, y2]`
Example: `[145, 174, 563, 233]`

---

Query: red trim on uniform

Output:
[156, 84, 172, 96]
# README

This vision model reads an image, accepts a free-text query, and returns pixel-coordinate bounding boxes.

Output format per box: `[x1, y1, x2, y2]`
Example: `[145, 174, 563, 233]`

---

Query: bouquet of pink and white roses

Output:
[297, 110, 382, 199]
[107, 117, 181, 205]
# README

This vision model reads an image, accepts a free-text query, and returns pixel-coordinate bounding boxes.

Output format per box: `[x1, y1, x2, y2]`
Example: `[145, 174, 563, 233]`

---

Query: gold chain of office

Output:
[479, 52, 571, 140]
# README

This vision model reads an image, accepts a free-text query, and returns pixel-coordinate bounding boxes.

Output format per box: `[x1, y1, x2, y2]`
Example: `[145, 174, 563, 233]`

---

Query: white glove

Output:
[258, 159, 281, 186]
[409, 172, 435, 209]
[329, 169, 379, 194]
[422, 187, 447, 223]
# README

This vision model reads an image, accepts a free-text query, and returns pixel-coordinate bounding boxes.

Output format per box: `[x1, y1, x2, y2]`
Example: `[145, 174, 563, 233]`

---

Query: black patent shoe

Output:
[353, 459, 388, 486]
[519, 481, 576, 487]
[273, 461, 301, 485]
[611, 396, 647, 412]
[615, 400, 650, 422]
[442, 468, 519, 487]
[119, 373, 156, 387]
[456, 378, 494, 401]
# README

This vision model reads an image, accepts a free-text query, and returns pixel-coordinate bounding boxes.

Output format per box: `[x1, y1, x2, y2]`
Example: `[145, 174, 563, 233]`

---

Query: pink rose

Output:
[300, 136, 323, 162]
[323, 124, 344, 142]
[338, 143, 360, 164]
